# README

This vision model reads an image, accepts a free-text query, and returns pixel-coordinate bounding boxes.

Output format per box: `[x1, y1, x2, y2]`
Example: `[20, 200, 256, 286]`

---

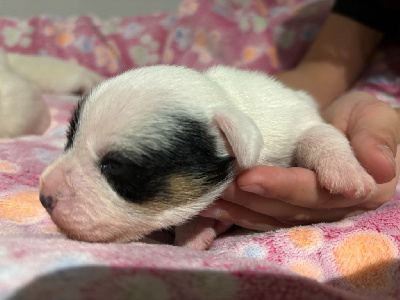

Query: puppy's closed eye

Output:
[100, 157, 128, 177]
[99, 152, 162, 204]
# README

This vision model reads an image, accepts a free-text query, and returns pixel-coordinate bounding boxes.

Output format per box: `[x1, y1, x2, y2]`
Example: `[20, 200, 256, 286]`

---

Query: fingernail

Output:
[379, 144, 396, 173]
[200, 207, 222, 219]
[240, 184, 265, 196]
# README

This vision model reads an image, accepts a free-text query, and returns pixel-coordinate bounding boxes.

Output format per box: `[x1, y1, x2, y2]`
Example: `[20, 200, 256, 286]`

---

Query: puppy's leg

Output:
[174, 216, 232, 250]
[296, 123, 376, 198]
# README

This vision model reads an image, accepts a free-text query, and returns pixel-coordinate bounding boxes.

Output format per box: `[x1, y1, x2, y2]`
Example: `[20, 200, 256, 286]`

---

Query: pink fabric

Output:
[1, 1, 400, 299]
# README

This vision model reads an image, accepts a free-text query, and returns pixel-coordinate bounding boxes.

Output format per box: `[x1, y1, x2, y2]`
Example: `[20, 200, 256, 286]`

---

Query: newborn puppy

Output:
[39, 65, 376, 249]
[6, 52, 103, 95]
[0, 50, 49, 137]
[0, 49, 103, 137]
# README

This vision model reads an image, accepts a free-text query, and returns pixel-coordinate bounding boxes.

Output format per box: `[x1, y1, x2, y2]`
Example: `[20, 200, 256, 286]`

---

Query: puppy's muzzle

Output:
[39, 162, 74, 215]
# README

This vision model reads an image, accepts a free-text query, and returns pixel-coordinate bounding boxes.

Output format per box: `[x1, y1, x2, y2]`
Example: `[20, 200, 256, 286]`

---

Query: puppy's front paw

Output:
[297, 124, 376, 199]
[316, 155, 376, 198]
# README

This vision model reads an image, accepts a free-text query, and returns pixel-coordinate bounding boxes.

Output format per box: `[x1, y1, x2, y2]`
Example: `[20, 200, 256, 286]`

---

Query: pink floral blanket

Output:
[1, 1, 400, 299]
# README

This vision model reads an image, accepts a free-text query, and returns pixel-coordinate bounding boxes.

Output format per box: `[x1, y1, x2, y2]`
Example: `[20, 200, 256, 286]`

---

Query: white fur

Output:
[39, 65, 376, 247]
[7, 52, 103, 95]
[0, 49, 103, 138]
[0, 50, 49, 137]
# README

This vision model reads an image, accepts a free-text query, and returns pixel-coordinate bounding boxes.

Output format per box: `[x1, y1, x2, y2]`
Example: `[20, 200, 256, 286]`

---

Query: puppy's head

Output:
[39, 66, 251, 242]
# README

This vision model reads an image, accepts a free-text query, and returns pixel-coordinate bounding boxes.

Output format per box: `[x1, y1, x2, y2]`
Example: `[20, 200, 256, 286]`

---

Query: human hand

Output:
[201, 91, 400, 230]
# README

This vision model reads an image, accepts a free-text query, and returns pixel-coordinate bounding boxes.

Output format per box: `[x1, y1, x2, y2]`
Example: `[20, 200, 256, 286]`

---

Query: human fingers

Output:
[234, 143, 399, 210]
[232, 166, 369, 208]
[200, 158, 399, 228]
[201, 199, 288, 231]
[200, 196, 369, 229]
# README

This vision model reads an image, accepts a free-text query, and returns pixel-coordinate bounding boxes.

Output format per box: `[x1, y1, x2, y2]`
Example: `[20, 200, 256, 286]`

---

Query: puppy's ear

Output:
[213, 106, 263, 170]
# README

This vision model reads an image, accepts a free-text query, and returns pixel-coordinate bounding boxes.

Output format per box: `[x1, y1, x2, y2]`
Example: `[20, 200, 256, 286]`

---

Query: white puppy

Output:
[0, 50, 49, 137]
[39, 65, 376, 249]
[0, 49, 103, 137]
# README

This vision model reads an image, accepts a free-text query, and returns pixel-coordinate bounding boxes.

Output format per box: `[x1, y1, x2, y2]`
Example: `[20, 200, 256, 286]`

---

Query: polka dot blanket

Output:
[1, 1, 400, 299]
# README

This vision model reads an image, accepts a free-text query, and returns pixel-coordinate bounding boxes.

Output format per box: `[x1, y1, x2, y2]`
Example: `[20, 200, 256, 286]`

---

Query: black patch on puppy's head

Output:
[65, 95, 88, 151]
[99, 115, 234, 207]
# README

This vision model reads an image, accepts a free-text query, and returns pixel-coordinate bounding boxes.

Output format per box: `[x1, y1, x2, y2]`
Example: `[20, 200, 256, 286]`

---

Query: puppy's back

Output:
[205, 66, 323, 167]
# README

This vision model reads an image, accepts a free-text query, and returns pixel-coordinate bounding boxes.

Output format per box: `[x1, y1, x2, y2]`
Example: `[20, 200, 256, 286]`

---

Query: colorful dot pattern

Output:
[0, 0, 400, 299]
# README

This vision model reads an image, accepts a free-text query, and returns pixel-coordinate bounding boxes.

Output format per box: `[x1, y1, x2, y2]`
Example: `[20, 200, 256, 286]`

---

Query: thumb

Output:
[347, 97, 400, 184]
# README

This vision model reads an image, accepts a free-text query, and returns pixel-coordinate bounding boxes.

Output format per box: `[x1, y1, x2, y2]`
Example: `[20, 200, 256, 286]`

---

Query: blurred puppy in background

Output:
[0, 49, 103, 137]
[39, 65, 376, 250]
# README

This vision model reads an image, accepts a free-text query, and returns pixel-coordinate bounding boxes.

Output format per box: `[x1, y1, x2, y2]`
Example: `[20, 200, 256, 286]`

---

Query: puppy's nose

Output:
[39, 194, 57, 214]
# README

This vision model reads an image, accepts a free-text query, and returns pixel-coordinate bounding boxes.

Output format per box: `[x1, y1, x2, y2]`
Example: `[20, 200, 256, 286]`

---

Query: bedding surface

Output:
[1, 0, 400, 299]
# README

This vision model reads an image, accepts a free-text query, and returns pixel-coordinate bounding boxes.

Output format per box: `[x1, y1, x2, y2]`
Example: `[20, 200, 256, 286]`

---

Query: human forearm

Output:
[276, 13, 383, 108]
[395, 108, 400, 120]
